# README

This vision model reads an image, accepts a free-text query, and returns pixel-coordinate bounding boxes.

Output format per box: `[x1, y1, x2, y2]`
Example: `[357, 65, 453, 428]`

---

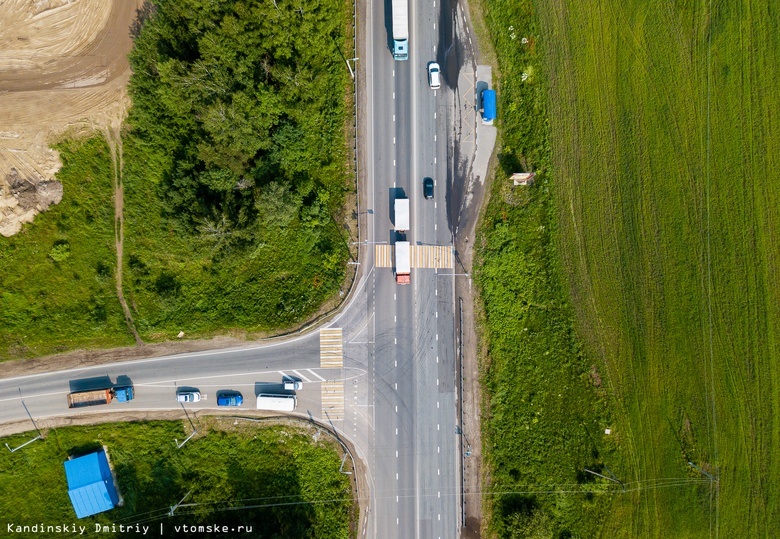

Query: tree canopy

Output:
[128, 0, 349, 238]
[121, 0, 352, 334]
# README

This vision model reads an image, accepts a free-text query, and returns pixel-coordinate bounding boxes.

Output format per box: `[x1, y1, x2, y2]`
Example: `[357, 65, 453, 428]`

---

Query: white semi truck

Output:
[256, 394, 297, 412]
[392, 0, 409, 60]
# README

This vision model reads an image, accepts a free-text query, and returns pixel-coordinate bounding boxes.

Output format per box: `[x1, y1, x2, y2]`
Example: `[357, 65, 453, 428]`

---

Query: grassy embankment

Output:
[0, 136, 134, 360]
[540, 0, 780, 536]
[0, 420, 356, 538]
[475, 0, 615, 537]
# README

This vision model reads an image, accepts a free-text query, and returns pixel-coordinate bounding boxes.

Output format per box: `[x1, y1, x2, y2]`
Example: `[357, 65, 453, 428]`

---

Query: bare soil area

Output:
[0, 0, 142, 236]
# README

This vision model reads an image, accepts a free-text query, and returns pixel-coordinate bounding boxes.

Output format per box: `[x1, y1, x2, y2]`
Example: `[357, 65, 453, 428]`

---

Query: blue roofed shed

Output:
[64, 450, 119, 518]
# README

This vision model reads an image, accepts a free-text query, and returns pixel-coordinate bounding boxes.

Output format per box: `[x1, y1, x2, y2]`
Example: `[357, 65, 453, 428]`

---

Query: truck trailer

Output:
[391, 0, 409, 60]
[394, 197, 410, 232]
[395, 241, 411, 285]
[66, 386, 134, 408]
[256, 394, 297, 412]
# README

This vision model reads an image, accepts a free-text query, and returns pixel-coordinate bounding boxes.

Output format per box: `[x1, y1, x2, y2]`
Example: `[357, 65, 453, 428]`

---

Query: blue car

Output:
[217, 391, 243, 407]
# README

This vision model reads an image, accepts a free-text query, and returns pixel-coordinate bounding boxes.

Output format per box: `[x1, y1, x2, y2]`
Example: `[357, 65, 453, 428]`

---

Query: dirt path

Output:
[104, 121, 142, 345]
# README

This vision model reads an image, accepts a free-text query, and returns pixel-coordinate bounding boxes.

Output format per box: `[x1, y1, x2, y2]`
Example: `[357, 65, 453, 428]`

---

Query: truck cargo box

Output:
[67, 389, 112, 408]
[395, 241, 411, 285]
[394, 198, 410, 231]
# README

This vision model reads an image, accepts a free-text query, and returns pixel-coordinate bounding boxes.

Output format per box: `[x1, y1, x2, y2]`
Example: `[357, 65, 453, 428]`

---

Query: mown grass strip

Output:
[540, 0, 780, 535]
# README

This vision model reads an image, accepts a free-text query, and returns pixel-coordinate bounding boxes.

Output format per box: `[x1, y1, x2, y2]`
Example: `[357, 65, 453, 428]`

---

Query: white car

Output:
[176, 391, 201, 403]
[284, 379, 303, 391]
[427, 62, 441, 89]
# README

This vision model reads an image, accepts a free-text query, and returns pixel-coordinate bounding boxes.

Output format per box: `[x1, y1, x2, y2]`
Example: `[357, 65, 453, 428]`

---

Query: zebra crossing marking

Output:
[319, 328, 343, 368]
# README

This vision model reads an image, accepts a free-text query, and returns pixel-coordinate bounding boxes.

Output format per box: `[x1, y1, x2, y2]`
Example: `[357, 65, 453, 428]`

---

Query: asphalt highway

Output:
[363, 0, 458, 536]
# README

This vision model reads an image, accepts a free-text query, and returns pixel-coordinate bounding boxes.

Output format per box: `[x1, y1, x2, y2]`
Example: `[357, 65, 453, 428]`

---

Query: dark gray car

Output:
[423, 177, 434, 199]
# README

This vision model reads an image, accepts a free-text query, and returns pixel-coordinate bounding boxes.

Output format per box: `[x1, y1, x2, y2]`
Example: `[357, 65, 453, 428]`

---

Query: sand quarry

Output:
[0, 0, 142, 236]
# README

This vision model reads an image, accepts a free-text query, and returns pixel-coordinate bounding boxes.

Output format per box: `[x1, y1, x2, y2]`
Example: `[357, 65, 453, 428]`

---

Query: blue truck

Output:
[67, 386, 134, 408]
[481, 89, 496, 125]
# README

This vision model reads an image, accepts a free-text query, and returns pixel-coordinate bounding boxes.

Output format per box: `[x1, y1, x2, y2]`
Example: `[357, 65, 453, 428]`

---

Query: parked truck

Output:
[395, 241, 411, 285]
[257, 394, 297, 412]
[391, 0, 409, 60]
[67, 386, 134, 408]
[394, 197, 409, 232]
[481, 89, 496, 125]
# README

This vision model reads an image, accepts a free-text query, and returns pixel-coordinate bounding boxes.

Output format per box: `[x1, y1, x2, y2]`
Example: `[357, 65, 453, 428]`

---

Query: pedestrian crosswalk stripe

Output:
[374, 244, 454, 269]
[320, 328, 343, 368]
[321, 381, 344, 421]
[412, 245, 454, 268]
[375, 245, 393, 267]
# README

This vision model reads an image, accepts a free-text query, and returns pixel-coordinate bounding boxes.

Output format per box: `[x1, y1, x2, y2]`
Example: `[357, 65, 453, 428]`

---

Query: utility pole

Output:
[168, 490, 192, 517]
[688, 461, 715, 481]
[346, 58, 359, 80]
[339, 453, 352, 475]
[6, 390, 43, 452]
[584, 468, 625, 491]
[175, 403, 198, 449]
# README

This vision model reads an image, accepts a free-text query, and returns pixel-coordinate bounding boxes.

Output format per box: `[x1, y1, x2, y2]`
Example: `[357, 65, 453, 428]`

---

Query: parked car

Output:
[427, 62, 441, 89]
[423, 177, 434, 199]
[284, 378, 303, 391]
[176, 390, 201, 403]
[217, 391, 243, 407]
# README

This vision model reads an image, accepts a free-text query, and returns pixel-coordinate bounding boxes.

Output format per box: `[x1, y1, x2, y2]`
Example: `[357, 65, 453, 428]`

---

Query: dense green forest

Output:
[122, 0, 354, 337]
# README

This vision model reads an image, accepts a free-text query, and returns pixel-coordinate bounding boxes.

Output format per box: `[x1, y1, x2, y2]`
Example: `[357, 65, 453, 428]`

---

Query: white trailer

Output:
[256, 394, 297, 412]
[394, 198, 410, 232]
[391, 0, 409, 60]
[395, 241, 411, 285]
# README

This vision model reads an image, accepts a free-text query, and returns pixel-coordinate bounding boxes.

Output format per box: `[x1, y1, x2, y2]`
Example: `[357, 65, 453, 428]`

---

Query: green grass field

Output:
[538, 0, 780, 536]
[477, 0, 779, 536]
[0, 420, 355, 538]
[0, 136, 134, 360]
